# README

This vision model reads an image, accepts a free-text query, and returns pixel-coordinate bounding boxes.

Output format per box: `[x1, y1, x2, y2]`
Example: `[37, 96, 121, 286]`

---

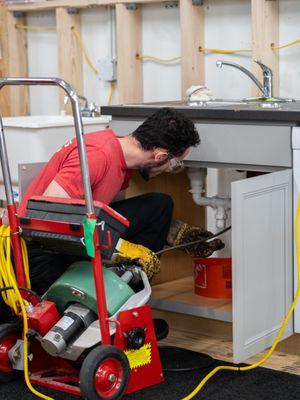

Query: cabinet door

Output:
[232, 169, 293, 363]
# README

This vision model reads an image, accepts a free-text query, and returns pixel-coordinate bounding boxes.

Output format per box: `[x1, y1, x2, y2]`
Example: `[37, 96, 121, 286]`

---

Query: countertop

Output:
[101, 100, 300, 125]
[2, 115, 110, 128]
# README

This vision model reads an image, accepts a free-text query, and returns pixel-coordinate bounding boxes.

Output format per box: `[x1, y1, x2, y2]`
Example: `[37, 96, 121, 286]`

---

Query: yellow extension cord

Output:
[136, 55, 181, 63]
[199, 47, 252, 54]
[0, 225, 54, 400]
[181, 199, 300, 400]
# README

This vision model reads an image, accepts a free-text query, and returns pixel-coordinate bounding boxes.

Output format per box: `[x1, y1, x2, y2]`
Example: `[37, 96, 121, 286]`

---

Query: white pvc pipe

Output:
[187, 167, 231, 229]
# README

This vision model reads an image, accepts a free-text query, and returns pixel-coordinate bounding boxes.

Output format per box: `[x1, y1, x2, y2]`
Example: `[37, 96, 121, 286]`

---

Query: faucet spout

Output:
[216, 60, 268, 97]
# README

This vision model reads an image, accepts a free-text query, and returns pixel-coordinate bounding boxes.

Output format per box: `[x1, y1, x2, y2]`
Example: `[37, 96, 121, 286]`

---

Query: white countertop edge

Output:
[2, 115, 111, 129]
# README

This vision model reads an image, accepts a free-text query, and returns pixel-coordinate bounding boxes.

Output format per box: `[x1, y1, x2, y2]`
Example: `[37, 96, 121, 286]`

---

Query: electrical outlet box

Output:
[97, 58, 117, 82]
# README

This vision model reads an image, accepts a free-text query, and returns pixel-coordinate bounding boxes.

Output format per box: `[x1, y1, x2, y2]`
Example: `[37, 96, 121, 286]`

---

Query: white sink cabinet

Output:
[108, 116, 296, 363]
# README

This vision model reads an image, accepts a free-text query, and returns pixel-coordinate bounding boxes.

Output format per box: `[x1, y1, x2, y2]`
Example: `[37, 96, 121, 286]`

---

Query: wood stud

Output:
[56, 7, 83, 113]
[251, 0, 279, 97]
[180, 0, 205, 98]
[116, 3, 143, 104]
[0, 5, 10, 116]
[5, 8, 29, 116]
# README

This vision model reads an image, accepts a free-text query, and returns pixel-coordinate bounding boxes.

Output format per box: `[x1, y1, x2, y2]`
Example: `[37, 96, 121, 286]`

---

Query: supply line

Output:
[16, 24, 117, 105]
[136, 55, 181, 63]
[271, 39, 300, 51]
[108, 81, 116, 105]
[71, 26, 99, 76]
[71, 26, 116, 105]
[15, 24, 99, 78]
[15, 24, 55, 31]
[180, 198, 300, 400]
[0, 224, 53, 400]
[156, 226, 231, 255]
[199, 47, 252, 54]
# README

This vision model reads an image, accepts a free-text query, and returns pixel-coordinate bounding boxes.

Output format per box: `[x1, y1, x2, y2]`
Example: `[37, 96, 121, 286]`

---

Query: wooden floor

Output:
[153, 304, 300, 376]
[152, 273, 300, 376]
[161, 328, 300, 376]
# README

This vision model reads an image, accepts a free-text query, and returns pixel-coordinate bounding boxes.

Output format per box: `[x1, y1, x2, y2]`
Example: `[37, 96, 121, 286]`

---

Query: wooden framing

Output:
[56, 7, 83, 111]
[3, 8, 29, 116]
[1, 0, 283, 111]
[116, 3, 143, 104]
[251, 0, 279, 97]
[180, 0, 205, 98]
[0, 5, 10, 116]
[7, 0, 163, 12]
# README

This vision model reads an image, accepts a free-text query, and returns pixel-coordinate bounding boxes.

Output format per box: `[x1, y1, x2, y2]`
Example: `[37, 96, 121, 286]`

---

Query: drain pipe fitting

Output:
[187, 167, 231, 229]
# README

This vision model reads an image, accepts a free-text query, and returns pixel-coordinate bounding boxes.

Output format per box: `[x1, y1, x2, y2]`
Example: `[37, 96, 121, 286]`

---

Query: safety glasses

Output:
[168, 153, 185, 173]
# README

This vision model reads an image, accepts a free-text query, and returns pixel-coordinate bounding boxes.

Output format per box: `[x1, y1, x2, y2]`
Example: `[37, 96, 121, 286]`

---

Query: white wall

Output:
[26, 0, 300, 114]
[27, 11, 58, 115]
[81, 7, 118, 107]
[142, 4, 181, 102]
[205, 0, 252, 99]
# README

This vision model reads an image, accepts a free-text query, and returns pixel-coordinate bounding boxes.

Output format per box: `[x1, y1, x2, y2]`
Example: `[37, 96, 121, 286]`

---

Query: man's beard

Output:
[139, 165, 153, 181]
[139, 160, 167, 181]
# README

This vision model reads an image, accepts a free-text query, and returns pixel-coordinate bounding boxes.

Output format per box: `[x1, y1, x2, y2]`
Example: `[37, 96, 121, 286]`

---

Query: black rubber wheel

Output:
[79, 345, 130, 400]
[153, 318, 169, 341]
[0, 321, 22, 383]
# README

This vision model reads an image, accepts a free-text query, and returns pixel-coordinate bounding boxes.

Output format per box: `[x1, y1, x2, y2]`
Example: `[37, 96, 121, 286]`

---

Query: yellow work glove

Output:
[115, 240, 160, 280]
[167, 220, 225, 258]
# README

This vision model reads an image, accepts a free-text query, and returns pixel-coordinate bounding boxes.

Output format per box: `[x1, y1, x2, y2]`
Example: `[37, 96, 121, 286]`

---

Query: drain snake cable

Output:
[180, 198, 300, 400]
[0, 225, 54, 400]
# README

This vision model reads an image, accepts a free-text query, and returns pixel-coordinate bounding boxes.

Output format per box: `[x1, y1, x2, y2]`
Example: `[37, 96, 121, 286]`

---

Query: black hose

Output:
[0, 286, 43, 303]
[156, 225, 232, 255]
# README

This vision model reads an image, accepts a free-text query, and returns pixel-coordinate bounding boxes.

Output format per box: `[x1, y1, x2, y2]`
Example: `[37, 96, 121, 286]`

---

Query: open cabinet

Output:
[151, 168, 294, 363]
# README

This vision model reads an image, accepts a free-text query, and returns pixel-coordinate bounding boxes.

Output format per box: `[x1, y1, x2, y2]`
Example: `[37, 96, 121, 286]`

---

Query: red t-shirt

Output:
[18, 129, 133, 216]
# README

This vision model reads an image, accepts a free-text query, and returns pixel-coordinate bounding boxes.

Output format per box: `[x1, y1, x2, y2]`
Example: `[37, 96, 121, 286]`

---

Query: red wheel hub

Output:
[0, 335, 17, 373]
[94, 358, 124, 398]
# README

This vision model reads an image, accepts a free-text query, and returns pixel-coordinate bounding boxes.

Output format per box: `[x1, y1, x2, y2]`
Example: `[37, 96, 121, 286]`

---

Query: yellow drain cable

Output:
[0, 225, 54, 400]
[181, 198, 300, 400]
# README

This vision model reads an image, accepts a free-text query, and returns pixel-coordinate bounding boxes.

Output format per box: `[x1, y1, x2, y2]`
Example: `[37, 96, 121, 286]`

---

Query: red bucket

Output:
[193, 257, 232, 299]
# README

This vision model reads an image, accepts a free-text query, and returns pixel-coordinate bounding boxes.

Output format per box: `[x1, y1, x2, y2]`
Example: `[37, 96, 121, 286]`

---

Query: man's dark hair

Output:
[132, 107, 200, 157]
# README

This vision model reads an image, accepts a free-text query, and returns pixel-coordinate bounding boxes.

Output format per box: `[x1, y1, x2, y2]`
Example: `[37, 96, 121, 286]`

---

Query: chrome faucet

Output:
[216, 59, 272, 98]
[64, 94, 101, 117]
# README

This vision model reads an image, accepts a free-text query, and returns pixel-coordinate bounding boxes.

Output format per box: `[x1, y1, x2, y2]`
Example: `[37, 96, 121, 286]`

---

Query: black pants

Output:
[111, 192, 173, 253]
[27, 193, 173, 295]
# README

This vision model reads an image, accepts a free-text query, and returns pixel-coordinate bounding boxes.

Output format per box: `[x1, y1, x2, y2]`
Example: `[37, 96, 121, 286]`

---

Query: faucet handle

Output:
[253, 59, 273, 76]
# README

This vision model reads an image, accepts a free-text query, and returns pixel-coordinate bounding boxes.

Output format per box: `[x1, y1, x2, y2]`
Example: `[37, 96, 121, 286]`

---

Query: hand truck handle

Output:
[0, 77, 95, 216]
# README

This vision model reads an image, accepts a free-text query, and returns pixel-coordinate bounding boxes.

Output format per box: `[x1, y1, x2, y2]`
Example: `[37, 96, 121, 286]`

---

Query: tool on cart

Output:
[0, 78, 163, 400]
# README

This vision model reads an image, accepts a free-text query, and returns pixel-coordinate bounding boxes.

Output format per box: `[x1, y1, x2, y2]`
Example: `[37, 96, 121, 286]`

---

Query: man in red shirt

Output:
[18, 108, 223, 295]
